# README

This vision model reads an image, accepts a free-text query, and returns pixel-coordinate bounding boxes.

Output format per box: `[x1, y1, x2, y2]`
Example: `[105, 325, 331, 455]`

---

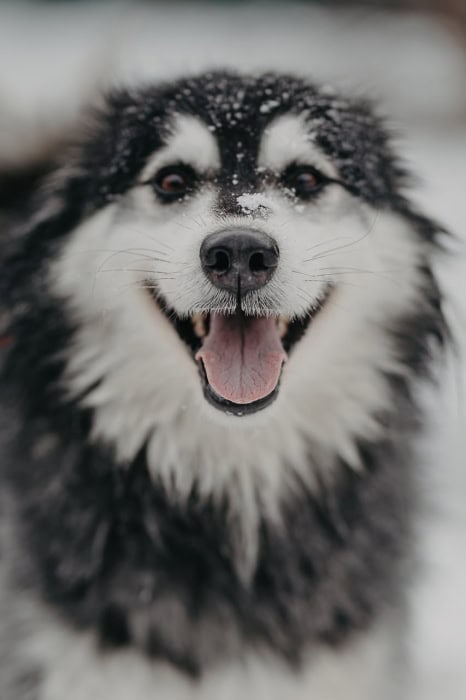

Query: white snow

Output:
[259, 99, 281, 114]
[236, 193, 274, 213]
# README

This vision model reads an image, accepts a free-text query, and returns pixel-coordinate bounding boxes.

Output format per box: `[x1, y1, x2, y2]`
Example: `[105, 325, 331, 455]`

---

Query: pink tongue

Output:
[196, 314, 287, 405]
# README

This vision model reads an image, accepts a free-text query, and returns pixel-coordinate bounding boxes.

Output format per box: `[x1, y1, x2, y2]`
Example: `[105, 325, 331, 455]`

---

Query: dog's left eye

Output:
[152, 165, 197, 202]
[282, 165, 326, 199]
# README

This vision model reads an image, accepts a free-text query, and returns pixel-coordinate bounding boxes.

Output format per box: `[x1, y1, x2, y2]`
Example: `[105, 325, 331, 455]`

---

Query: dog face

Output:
[14, 72, 434, 513]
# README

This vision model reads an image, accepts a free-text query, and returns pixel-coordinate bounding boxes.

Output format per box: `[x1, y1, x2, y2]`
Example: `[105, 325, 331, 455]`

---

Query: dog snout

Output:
[200, 228, 279, 293]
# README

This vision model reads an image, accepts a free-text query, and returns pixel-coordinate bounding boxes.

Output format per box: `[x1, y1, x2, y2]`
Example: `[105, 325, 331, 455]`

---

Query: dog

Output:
[0, 71, 446, 699]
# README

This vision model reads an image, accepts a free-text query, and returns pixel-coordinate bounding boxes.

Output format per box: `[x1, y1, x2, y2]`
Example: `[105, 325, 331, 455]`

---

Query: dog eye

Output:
[152, 165, 196, 202]
[282, 166, 325, 199]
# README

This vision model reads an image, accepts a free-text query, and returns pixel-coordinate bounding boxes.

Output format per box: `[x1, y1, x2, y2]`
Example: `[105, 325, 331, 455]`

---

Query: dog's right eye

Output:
[152, 165, 197, 202]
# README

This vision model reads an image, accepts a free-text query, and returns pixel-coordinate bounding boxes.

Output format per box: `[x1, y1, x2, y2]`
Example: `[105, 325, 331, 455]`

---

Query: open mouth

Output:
[152, 291, 331, 416]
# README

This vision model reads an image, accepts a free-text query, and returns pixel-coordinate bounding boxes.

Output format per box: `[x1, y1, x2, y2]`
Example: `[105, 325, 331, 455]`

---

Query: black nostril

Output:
[248, 245, 280, 272]
[249, 251, 267, 272]
[208, 249, 231, 273]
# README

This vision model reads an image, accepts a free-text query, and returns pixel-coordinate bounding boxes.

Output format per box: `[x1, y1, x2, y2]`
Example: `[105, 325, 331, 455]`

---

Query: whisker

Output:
[96, 268, 185, 275]
[110, 279, 179, 298]
[302, 210, 380, 263]
[77, 247, 169, 261]
[139, 280, 176, 285]
[299, 278, 362, 288]
[304, 235, 359, 254]
[174, 221, 199, 233]
[302, 229, 372, 263]
[122, 225, 176, 251]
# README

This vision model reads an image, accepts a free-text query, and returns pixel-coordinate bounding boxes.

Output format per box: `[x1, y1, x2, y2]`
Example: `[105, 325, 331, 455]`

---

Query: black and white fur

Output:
[0, 71, 446, 699]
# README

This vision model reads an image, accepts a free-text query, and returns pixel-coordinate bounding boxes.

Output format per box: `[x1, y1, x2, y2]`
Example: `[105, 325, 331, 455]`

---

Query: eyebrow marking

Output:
[140, 114, 221, 182]
[258, 114, 338, 178]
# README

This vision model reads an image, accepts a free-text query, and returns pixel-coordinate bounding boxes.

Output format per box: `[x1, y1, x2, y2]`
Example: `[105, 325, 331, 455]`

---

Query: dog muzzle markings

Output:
[150, 226, 331, 416]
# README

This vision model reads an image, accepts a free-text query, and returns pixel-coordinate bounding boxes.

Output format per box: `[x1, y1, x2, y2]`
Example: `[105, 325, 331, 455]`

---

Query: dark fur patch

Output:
[3, 386, 415, 676]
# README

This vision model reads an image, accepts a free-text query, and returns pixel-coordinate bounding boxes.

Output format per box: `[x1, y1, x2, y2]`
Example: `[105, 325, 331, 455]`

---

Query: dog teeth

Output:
[192, 313, 207, 338]
[277, 316, 289, 338]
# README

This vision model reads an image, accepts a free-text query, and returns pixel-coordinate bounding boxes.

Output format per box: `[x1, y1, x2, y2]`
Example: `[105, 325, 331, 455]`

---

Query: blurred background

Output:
[0, 1, 465, 698]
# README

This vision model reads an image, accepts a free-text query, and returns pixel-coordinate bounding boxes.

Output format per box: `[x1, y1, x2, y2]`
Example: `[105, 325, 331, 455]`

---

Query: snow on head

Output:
[237, 193, 275, 214]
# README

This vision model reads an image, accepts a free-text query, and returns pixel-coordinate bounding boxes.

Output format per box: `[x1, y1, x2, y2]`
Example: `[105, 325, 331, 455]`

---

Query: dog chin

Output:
[195, 381, 284, 427]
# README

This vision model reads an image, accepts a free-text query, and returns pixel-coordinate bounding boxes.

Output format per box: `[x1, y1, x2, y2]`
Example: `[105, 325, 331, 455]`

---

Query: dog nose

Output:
[200, 228, 279, 293]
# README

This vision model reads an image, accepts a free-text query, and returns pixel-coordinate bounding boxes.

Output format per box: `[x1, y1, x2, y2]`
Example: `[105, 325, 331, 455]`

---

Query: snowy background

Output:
[0, 2, 465, 697]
